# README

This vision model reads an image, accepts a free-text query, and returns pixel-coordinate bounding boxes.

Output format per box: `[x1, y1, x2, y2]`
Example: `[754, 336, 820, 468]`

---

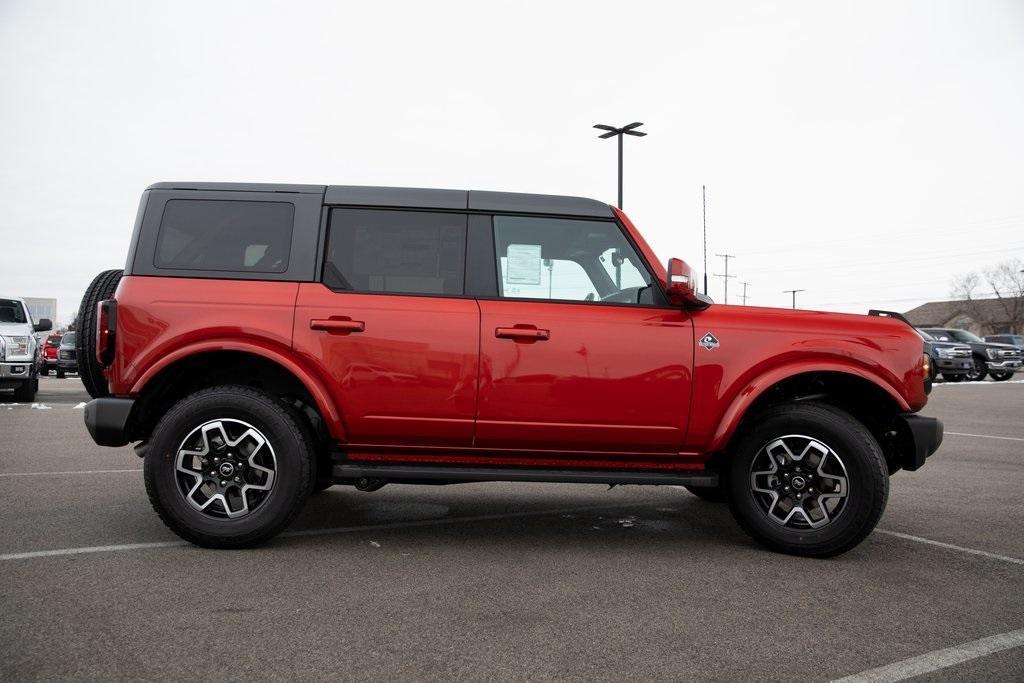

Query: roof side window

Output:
[323, 209, 467, 296]
[155, 200, 294, 273]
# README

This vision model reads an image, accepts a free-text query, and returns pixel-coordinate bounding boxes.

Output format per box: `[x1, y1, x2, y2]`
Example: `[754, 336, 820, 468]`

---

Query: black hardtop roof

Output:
[146, 183, 613, 218]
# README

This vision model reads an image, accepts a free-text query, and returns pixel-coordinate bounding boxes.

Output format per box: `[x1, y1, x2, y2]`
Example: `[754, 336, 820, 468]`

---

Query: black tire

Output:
[40, 366, 49, 376]
[144, 385, 314, 548]
[683, 484, 727, 503]
[990, 371, 1014, 381]
[726, 402, 888, 558]
[942, 373, 964, 382]
[12, 378, 38, 402]
[56, 368, 65, 379]
[928, 357, 937, 382]
[76, 269, 123, 399]
[965, 356, 988, 382]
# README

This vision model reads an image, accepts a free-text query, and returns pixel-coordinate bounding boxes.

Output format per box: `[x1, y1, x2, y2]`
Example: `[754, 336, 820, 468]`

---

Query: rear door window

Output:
[155, 200, 294, 273]
[323, 209, 467, 296]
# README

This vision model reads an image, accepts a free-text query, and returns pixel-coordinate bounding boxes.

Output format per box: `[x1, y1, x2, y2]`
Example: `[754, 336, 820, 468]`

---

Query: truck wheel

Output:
[144, 385, 314, 548]
[989, 371, 1014, 381]
[76, 269, 123, 399]
[12, 378, 38, 402]
[683, 484, 726, 502]
[40, 366, 49, 376]
[56, 368, 65, 379]
[964, 357, 987, 382]
[726, 402, 888, 558]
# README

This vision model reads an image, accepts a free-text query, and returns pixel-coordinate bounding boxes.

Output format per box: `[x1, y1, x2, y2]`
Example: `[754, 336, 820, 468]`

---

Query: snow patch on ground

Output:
[935, 379, 1024, 386]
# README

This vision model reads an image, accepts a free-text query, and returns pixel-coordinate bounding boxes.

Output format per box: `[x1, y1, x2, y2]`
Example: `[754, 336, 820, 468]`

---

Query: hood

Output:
[0, 322, 34, 336]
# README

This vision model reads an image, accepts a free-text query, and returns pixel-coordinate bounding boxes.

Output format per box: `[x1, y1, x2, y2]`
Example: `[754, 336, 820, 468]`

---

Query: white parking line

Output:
[0, 501, 648, 561]
[876, 529, 1024, 566]
[831, 627, 1024, 682]
[946, 431, 1024, 442]
[0, 468, 142, 478]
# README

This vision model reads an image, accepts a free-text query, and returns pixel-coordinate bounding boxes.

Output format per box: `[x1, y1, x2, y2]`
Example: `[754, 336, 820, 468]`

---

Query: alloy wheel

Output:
[174, 418, 277, 519]
[749, 435, 850, 529]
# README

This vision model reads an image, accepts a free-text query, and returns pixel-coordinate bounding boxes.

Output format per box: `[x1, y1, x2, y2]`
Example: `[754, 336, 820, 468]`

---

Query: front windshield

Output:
[916, 329, 935, 341]
[949, 329, 984, 343]
[0, 299, 28, 324]
[62, 332, 77, 345]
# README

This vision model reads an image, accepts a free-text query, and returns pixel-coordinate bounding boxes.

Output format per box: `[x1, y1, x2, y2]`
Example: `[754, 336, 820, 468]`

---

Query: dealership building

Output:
[21, 297, 57, 326]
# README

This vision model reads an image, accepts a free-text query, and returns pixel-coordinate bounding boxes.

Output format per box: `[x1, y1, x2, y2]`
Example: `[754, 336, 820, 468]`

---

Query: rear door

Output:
[293, 208, 479, 447]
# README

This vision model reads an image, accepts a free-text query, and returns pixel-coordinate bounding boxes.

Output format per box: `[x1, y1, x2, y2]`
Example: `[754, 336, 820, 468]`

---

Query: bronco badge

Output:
[699, 332, 720, 350]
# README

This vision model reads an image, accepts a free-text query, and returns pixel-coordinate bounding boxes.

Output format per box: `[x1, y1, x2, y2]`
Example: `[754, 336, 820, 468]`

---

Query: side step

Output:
[332, 463, 718, 487]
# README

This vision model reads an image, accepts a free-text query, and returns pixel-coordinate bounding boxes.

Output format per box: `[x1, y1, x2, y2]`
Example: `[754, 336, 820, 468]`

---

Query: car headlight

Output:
[985, 348, 1000, 360]
[935, 347, 954, 358]
[0, 335, 31, 360]
[0, 336, 5, 360]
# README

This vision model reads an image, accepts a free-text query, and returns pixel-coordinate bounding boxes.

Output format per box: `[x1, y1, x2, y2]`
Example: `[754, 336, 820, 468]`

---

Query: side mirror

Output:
[666, 258, 712, 309]
[34, 318, 52, 333]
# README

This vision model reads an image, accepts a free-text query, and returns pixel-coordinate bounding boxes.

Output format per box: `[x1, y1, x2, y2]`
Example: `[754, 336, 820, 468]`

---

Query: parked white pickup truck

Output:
[0, 297, 52, 401]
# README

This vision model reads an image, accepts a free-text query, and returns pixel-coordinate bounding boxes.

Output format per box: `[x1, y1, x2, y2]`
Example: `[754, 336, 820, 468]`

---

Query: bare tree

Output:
[950, 258, 1024, 333]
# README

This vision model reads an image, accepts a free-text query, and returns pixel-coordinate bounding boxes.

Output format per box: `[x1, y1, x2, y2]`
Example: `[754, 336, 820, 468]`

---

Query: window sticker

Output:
[505, 244, 542, 285]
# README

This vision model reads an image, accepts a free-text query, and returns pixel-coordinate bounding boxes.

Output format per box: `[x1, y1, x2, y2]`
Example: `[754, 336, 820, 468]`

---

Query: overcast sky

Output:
[2, 0, 1022, 324]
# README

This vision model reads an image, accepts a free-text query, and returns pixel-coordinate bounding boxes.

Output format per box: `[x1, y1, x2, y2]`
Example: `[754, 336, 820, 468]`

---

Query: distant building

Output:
[904, 297, 1024, 335]
[22, 297, 57, 326]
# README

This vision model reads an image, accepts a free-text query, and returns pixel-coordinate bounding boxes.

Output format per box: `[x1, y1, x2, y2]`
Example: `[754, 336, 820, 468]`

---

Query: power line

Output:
[714, 253, 736, 303]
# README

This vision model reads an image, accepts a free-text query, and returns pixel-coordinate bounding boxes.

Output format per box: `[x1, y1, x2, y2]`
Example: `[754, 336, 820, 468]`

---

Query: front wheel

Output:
[965, 357, 988, 382]
[144, 385, 314, 548]
[727, 402, 888, 558]
[12, 378, 38, 402]
[990, 371, 1014, 381]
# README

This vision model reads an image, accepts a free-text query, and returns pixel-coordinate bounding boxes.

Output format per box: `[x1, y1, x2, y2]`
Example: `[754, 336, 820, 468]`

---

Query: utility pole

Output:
[740, 281, 751, 305]
[702, 185, 708, 295]
[593, 122, 646, 208]
[714, 253, 736, 304]
[783, 289, 805, 309]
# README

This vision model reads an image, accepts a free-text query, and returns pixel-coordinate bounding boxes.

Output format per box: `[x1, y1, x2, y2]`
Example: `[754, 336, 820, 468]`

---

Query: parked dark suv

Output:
[917, 329, 972, 382]
[921, 328, 1023, 381]
[56, 331, 78, 378]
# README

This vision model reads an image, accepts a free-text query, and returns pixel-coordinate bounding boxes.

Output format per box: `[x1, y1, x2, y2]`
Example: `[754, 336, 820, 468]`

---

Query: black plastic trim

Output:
[83, 398, 136, 447]
[895, 414, 943, 471]
[332, 463, 717, 486]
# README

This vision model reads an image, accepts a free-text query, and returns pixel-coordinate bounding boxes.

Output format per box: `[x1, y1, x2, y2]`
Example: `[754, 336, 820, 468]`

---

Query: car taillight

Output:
[96, 299, 117, 366]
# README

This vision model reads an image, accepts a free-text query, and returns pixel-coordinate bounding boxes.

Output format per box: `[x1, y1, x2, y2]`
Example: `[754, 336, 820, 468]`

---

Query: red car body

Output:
[103, 208, 927, 473]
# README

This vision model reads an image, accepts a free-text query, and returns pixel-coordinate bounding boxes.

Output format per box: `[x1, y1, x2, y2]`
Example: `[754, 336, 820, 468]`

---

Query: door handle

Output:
[495, 326, 550, 341]
[310, 318, 365, 334]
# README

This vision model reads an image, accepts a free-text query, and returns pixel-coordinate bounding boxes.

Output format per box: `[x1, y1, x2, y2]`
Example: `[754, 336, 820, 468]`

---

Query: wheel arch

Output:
[709, 367, 911, 470]
[128, 343, 345, 444]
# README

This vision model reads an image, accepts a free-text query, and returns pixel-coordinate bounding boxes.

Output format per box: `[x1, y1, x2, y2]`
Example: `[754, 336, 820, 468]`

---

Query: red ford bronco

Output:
[80, 183, 942, 556]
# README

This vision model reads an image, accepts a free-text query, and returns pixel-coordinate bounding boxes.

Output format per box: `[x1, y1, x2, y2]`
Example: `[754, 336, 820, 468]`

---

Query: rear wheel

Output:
[990, 371, 1014, 381]
[727, 402, 888, 557]
[144, 385, 314, 548]
[965, 357, 987, 382]
[76, 269, 123, 398]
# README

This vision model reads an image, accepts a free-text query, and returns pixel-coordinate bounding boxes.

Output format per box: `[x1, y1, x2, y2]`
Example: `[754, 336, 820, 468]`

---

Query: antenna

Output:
[702, 185, 708, 296]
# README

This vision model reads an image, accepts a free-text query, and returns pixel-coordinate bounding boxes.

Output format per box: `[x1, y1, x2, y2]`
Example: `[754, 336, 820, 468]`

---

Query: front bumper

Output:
[0, 361, 34, 379]
[934, 357, 973, 373]
[84, 398, 135, 447]
[894, 414, 943, 471]
[986, 359, 1023, 371]
[57, 358, 78, 371]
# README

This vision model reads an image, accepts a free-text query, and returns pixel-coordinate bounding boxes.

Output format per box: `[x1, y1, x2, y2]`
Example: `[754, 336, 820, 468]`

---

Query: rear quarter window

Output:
[155, 200, 294, 273]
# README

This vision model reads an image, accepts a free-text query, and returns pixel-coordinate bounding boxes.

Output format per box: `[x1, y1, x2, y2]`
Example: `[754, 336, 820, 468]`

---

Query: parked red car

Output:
[79, 183, 941, 556]
[39, 332, 62, 375]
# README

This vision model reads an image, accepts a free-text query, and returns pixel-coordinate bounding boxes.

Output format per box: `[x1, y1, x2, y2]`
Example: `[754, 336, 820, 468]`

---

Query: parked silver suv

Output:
[0, 296, 52, 401]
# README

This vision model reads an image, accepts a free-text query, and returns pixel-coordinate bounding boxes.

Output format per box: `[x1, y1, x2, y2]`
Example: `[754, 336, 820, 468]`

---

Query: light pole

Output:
[593, 122, 646, 208]
[783, 289, 805, 309]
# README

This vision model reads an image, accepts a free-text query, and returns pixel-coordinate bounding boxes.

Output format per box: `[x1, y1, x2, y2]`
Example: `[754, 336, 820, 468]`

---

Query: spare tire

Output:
[76, 269, 123, 398]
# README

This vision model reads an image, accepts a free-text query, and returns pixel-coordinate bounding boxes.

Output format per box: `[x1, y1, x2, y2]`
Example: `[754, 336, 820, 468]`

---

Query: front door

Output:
[293, 208, 479, 447]
[475, 215, 693, 453]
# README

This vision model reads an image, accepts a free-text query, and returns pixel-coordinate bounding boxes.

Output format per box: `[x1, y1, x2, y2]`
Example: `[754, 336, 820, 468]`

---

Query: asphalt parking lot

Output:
[1, 377, 1022, 680]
